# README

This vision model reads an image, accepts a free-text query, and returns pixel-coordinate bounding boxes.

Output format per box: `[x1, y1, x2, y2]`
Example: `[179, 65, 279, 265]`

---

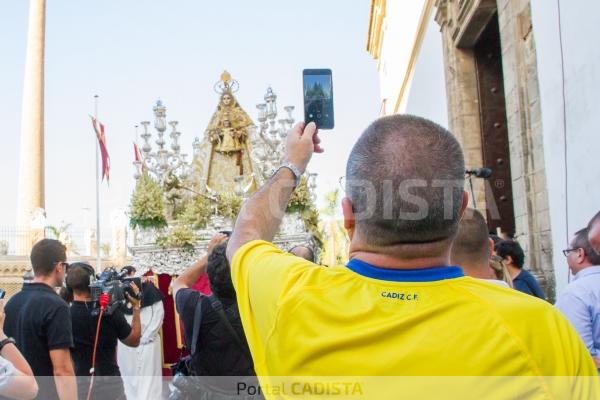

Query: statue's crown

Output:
[214, 70, 239, 95]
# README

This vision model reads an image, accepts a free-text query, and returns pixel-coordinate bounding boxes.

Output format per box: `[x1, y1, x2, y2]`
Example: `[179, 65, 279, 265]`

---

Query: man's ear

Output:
[342, 197, 355, 239]
[505, 255, 514, 266]
[577, 248, 586, 265]
[488, 238, 494, 258]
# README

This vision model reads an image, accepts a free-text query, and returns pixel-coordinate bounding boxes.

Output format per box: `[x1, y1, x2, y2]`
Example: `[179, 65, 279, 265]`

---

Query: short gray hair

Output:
[346, 114, 465, 246]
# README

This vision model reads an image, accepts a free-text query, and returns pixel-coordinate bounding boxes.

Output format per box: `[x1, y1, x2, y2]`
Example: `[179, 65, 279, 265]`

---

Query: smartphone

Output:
[303, 69, 334, 129]
[0, 289, 5, 299]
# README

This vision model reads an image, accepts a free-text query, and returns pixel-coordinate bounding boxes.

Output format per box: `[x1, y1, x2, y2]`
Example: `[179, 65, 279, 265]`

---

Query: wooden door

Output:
[474, 14, 516, 236]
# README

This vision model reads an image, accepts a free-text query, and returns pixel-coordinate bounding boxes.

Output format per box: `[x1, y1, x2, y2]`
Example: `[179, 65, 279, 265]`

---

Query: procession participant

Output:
[117, 266, 164, 400]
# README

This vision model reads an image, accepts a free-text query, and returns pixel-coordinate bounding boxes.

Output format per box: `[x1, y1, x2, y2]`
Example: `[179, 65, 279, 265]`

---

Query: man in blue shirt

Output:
[495, 239, 545, 299]
[556, 227, 600, 367]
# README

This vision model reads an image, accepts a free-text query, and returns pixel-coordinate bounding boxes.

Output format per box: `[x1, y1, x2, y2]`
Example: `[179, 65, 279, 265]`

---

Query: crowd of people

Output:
[0, 114, 599, 399]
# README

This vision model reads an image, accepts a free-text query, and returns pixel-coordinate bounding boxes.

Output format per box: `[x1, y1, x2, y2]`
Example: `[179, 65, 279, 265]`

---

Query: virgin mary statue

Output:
[191, 71, 259, 195]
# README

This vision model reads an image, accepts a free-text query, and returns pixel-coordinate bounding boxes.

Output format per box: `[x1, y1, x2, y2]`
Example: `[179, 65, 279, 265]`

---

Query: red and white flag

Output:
[133, 142, 145, 173]
[91, 116, 110, 183]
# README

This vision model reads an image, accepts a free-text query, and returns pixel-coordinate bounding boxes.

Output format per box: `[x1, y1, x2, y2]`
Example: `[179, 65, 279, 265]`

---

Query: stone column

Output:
[435, 1, 487, 211]
[16, 0, 46, 254]
[111, 210, 129, 267]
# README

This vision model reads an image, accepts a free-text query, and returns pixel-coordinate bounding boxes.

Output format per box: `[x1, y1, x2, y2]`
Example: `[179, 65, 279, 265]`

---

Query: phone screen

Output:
[303, 69, 334, 129]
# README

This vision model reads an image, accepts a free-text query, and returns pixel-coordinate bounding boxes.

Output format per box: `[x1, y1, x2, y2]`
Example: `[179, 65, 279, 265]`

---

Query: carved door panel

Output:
[474, 15, 516, 236]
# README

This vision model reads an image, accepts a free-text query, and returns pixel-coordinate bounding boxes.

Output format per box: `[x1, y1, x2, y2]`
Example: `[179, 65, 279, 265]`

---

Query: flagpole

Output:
[94, 94, 101, 272]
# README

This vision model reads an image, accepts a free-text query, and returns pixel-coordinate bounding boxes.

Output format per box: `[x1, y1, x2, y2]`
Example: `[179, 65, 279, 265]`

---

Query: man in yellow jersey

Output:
[227, 115, 598, 398]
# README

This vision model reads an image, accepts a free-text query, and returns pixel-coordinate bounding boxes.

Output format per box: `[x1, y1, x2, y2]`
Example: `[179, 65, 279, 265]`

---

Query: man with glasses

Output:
[4, 239, 76, 400]
[556, 228, 600, 369]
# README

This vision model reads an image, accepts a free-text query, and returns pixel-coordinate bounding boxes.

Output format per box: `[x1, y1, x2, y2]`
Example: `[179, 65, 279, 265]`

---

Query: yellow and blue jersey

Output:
[232, 240, 599, 398]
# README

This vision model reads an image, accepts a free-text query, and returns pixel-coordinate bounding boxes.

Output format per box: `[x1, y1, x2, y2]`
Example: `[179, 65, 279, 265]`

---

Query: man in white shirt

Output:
[451, 208, 509, 287]
[117, 267, 165, 400]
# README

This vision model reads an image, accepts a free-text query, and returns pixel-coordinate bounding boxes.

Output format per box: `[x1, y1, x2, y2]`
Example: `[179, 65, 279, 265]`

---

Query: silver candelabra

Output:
[134, 100, 190, 182]
[252, 87, 296, 179]
[253, 88, 318, 195]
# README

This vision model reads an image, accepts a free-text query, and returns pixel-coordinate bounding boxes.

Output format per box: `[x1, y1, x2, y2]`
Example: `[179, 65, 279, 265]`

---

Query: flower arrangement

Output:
[157, 224, 197, 250]
[216, 192, 243, 221]
[129, 173, 167, 229]
[286, 177, 324, 252]
[180, 195, 213, 229]
[301, 206, 324, 251]
[287, 177, 312, 213]
[130, 171, 323, 252]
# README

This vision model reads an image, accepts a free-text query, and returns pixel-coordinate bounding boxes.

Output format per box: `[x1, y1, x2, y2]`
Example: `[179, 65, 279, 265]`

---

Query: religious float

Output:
[126, 72, 322, 372]
[129, 72, 321, 272]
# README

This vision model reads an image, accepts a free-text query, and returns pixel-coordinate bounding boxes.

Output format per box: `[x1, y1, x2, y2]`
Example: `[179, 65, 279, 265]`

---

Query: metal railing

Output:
[0, 226, 88, 256]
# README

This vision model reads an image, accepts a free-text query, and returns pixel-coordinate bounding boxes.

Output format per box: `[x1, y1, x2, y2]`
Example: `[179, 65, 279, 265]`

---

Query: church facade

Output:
[367, 0, 600, 300]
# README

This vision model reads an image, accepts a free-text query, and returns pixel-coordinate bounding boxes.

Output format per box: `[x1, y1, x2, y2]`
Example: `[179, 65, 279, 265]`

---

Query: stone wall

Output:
[435, 0, 554, 299]
[0, 257, 30, 299]
[0, 256, 116, 300]
[496, 0, 554, 299]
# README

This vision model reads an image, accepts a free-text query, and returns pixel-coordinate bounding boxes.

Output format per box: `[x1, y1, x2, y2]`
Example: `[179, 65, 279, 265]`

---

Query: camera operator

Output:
[66, 263, 141, 400]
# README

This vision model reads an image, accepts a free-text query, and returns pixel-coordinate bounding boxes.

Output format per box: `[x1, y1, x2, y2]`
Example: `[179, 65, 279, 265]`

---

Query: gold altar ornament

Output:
[193, 72, 258, 194]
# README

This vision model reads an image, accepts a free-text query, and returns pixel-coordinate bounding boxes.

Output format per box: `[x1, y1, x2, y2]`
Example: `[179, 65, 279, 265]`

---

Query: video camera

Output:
[89, 267, 141, 316]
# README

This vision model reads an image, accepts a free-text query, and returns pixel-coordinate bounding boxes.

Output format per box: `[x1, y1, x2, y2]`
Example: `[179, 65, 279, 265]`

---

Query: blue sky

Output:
[0, 1, 380, 235]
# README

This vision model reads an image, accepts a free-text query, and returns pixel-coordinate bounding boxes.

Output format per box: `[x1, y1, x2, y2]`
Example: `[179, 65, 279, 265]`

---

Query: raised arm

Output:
[172, 233, 228, 299]
[226, 122, 322, 262]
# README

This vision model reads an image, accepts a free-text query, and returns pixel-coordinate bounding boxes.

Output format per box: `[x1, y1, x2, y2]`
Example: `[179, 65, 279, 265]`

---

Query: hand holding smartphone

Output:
[303, 69, 334, 130]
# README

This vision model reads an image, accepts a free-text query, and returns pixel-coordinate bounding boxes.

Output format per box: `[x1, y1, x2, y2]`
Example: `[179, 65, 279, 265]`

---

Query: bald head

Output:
[588, 211, 600, 254]
[345, 114, 465, 248]
[451, 208, 494, 279]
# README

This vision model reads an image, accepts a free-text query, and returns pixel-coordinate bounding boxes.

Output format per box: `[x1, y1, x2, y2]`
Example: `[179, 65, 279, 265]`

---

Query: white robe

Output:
[117, 301, 165, 400]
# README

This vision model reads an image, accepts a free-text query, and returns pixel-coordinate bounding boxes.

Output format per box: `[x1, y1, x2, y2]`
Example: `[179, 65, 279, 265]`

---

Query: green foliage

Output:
[216, 192, 243, 221]
[301, 206, 324, 252]
[129, 173, 167, 229]
[285, 177, 324, 252]
[287, 177, 312, 213]
[180, 195, 213, 229]
[157, 225, 197, 250]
